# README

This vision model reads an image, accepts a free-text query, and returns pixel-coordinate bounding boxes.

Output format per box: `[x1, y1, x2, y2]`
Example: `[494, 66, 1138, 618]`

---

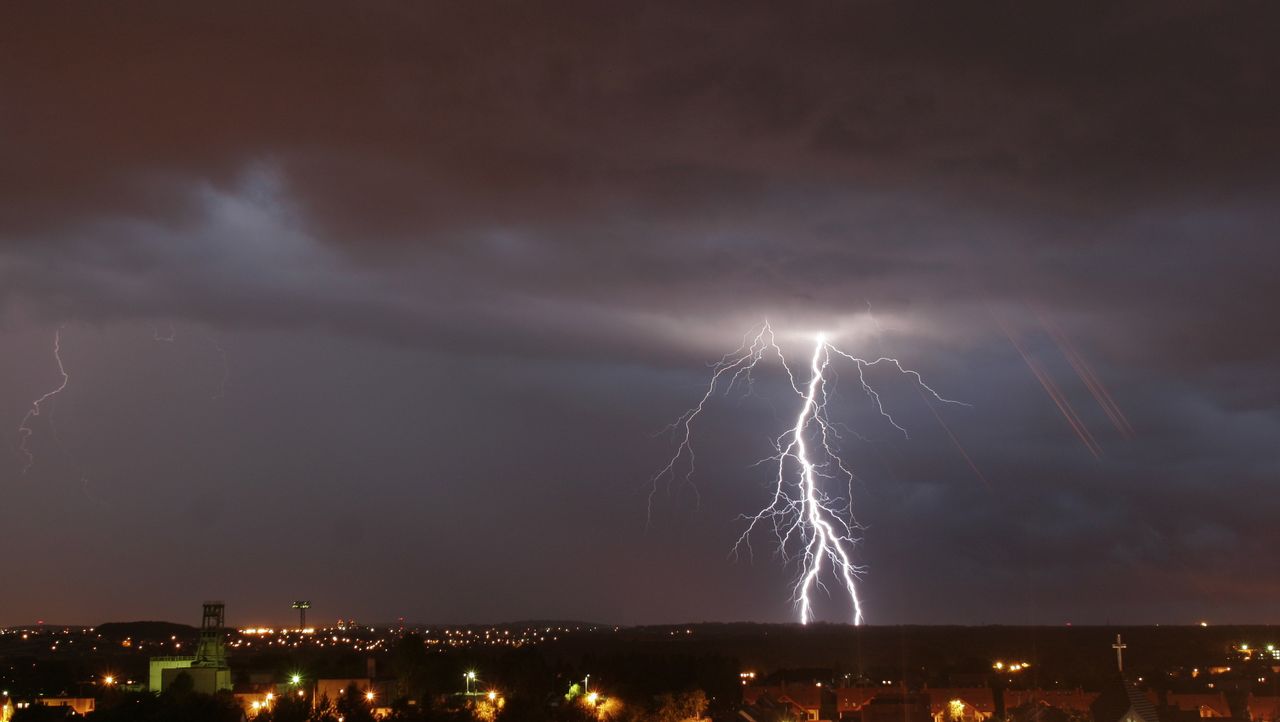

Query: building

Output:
[315, 678, 375, 706]
[837, 687, 880, 720]
[160, 666, 232, 696]
[151, 601, 232, 694]
[1006, 689, 1100, 716]
[149, 655, 198, 691]
[1159, 693, 1231, 719]
[862, 693, 933, 722]
[1247, 696, 1280, 722]
[741, 694, 811, 722]
[743, 683, 834, 721]
[1091, 679, 1162, 722]
[36, 697, 96, 716]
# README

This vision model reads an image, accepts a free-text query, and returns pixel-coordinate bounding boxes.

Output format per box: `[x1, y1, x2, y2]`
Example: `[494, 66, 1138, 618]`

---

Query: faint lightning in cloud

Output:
[210, 335, 230, 400]
[653, 320, 963, 624]
[915, 385, 992, 489]
[17, 328, 71, 475]
[150, 322, 231, 400]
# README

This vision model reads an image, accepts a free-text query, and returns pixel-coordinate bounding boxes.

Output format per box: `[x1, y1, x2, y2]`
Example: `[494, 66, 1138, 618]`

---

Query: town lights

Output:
[365, 691, 375, 702]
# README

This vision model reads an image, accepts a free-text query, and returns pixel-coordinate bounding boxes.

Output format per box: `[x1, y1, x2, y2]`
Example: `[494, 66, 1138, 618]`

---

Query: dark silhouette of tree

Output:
[13, 704, 78, 721]
[334, 683, 376, 722]
[84, 679, 241, 722]
[252, 693, 310, 722]
[649, 690, 709, 722]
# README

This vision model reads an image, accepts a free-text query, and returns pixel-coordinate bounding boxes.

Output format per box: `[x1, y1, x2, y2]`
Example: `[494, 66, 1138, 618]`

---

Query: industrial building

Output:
[148, 601, 232, 694]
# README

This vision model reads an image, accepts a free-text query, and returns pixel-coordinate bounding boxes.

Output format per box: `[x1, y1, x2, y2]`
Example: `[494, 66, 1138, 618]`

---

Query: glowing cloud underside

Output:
[652, 321, 962, 625]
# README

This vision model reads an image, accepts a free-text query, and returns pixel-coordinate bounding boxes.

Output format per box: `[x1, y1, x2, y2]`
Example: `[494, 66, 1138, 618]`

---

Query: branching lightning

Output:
[152, 322, 178, 342]
[17, 329, 71, 475]
[653, 321, 963, 625]
[153, 322, 232, 400]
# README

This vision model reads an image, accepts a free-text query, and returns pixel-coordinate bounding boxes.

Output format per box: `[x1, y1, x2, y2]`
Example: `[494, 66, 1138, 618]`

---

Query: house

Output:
[36, 697, 96, 716]
[743, 683, 834, 721]
[861, 692, 933, 722]
[836, 687, 880, 720]
[1006, 689, 1100, 715]
[1247, 696, 1280, 722]
[742, 694, 810, 722]
[1160, 693, 1232, 719]
[1091, 679, 1162, 722]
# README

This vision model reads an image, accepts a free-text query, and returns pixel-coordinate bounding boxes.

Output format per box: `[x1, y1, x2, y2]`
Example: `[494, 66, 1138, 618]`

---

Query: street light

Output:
[291, 674, 302, 685]
[365, 691, 375, 702]
[465, 671, 477, 696]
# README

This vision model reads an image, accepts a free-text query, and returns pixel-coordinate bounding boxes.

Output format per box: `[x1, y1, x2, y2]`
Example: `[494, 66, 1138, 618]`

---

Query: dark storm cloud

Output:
[4, 1, 1279, 349]
[1, 1, 1277, 624]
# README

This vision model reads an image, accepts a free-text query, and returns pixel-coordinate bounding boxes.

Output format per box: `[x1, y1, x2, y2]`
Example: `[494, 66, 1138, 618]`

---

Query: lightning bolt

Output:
[153, 322, 232, 400]
[210, 334, 230, 400]
[653, 321, 963, 625]
[17, 328, 71, 475]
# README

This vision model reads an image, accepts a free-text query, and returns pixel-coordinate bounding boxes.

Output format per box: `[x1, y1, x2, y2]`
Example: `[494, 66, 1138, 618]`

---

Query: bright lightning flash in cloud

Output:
[17, 329, 71, 475]
[653, 321, 962, 625]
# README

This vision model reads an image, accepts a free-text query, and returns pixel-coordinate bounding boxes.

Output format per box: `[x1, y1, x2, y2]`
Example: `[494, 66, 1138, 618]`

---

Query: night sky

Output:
[2, 2, 1277, 627]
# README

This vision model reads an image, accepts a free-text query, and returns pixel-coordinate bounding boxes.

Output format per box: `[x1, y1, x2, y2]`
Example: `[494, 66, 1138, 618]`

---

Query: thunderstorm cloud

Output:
[0, 1, 1277, 625]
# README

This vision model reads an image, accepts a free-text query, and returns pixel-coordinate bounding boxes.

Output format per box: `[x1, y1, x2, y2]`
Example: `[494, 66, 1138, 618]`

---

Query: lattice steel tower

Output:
[194, 601, 227, 668]
[292, 600, 311, 629]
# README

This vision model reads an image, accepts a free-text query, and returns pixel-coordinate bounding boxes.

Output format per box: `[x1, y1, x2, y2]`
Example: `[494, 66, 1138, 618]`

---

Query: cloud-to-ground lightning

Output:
[653, 321, 963, 625]
[17, 329, 71, 475]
